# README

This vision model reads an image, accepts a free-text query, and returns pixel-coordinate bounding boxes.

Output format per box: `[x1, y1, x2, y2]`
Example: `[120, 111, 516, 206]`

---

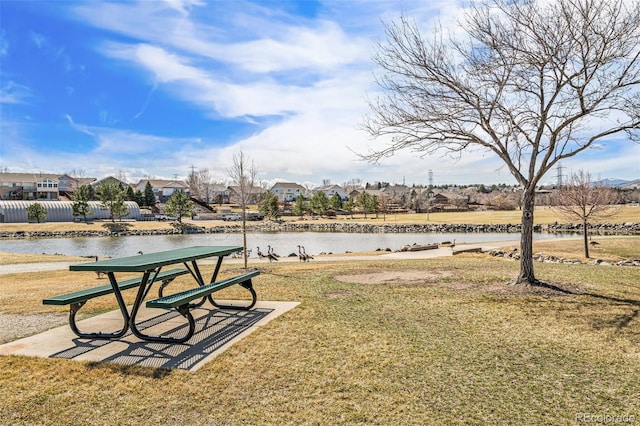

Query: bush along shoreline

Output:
[1, 221, 639, 240]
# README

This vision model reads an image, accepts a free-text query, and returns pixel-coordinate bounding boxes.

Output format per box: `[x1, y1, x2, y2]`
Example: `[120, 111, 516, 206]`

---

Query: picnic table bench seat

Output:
[43, 268, 190, 306]
[42, 268, 189, 339]
[146, 269, 259, 310]
[139, 269, 260, 343]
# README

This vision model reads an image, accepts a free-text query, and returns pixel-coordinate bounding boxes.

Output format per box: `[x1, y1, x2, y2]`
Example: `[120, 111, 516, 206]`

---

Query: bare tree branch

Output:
[361, 0, 640, 284]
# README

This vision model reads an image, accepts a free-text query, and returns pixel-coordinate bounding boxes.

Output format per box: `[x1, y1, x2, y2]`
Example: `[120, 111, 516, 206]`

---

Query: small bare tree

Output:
[362, 0, 640, 285]
[228, 150, 258, 268]
[66, 168, 86, 193]
[187, 167, 212, 203]
[552, 171, 620, 258]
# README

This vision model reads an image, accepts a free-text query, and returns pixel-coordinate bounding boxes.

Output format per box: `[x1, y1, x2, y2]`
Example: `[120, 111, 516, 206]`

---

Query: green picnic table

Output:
[43, 246, 259, 343]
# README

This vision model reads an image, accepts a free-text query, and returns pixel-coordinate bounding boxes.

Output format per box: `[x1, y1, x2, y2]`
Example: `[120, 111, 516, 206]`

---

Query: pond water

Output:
[0, 231, 579, 259]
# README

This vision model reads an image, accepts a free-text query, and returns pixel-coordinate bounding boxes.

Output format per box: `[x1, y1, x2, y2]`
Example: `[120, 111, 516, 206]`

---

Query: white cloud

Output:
[0, 81, 33, 105]
[4, 0, 636, 187]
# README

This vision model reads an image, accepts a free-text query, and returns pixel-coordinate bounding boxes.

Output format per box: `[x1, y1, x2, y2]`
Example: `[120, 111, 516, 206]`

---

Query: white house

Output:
[313, 184, 349, 201]
[270, 182, 307, 202]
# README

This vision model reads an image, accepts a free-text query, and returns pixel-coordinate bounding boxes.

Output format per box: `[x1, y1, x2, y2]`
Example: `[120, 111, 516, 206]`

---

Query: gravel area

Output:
[0, 313, 68, 344]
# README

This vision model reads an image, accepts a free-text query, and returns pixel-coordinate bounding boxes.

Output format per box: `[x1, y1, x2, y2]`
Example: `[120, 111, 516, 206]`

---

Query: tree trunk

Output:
[583, 219, 590, 259]
[516, 188, 538, 285]
[242, 209, 248, 269]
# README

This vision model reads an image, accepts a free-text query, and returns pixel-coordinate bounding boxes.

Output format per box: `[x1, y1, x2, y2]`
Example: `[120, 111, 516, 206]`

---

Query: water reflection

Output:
[0, 231, 577, 258]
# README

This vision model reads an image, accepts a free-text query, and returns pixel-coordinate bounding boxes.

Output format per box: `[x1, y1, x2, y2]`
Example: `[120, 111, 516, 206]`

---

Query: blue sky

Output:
[1, 0, 638, 187]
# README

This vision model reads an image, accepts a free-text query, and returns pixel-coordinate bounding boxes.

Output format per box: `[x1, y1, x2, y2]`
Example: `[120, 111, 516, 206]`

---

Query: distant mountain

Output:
[596, 178, 637, 188]
[620, 179, 640, 190]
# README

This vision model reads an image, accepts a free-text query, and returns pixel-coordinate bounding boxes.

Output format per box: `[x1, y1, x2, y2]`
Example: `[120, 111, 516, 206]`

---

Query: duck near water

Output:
[268, 245, 280, 258]
[297, 245, 314, 262]
[257, 246, 278, 262]
[256, 246, 268, 259]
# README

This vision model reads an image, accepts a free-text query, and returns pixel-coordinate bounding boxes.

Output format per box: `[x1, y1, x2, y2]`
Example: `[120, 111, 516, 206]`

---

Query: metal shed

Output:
[0, 201, 141, 223]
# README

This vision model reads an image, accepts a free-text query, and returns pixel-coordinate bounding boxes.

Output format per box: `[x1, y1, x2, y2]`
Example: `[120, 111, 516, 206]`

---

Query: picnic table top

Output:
[69, 245, 243, 273]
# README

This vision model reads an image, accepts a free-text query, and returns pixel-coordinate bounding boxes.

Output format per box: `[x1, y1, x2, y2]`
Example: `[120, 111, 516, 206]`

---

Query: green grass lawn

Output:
[1, 239, 639, 425]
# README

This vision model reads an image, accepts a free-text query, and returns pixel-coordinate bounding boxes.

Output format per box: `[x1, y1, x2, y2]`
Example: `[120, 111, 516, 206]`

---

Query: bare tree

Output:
[115, 170, 129, 184]
[187, 167, 212, 203]
[342, 178, 363, 194]
[228, 150, 258, 268]
[552, 171, 621, 258]
[361, 0, 640, 285]
[66, 168, 86, 193]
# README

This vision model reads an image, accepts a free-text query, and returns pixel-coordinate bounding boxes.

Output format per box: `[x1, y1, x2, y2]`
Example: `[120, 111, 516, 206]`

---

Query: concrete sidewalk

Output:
[0, 300, 298, 371]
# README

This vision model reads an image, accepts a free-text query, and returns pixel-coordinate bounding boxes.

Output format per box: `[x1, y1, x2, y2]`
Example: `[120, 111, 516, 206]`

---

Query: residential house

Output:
[227, 185, 266, 205]
[133, 179, 190, 203]
[313, 184, 348, 201]
[432, 191, 470, 211]
[347, 188, 362, 201]
[380, 184, 413, 211]
[91, 176, 132, 194]
[58, 174, 97, 198]
[270, 182, 307, 202]
[205, 183, 231, 205]
[380, 184, 411, 199]
[0, 172, 61, 200]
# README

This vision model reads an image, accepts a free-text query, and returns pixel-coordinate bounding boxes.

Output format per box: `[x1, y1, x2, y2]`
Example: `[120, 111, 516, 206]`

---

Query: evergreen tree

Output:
[26, 202, 47, 223]
[329, 193, 342, 210]
[357, 192, 372, 218]
[71, 185, 95, 222]
[86, 184, 96, 200]
[259, 191, 280, 219]
[292, 195, 309, 218]
[370, 195, 380, 218]
[343, 197, 356, 218]
[309, 191, 329, 216]
[164, 191, 194, 223]
[133, 189, 144, 206]
[97, 181, 129, 222]
[143, 181, 156, 207]
[125, 185, 135, 201]
[110, 196, 129, 221]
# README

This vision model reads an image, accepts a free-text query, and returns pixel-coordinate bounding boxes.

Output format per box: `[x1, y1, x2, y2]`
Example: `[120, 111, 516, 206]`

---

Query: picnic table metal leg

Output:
[128, 270, 196, 343]
[65, 272, 130, 339]
[208, 256, 223, 284]
[66, 300, 129, 339]
[209, 279, 257, 311]
[182, 257, 223, 308]
[129, 305, 196, 344]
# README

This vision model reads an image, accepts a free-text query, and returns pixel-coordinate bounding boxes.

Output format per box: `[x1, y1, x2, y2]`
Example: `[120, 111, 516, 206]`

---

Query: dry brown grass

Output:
[0, 205, 637, 233]
[0, 251, 88, 265]
[532, 236, 639, 262]
[1, 237, 639, 424]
